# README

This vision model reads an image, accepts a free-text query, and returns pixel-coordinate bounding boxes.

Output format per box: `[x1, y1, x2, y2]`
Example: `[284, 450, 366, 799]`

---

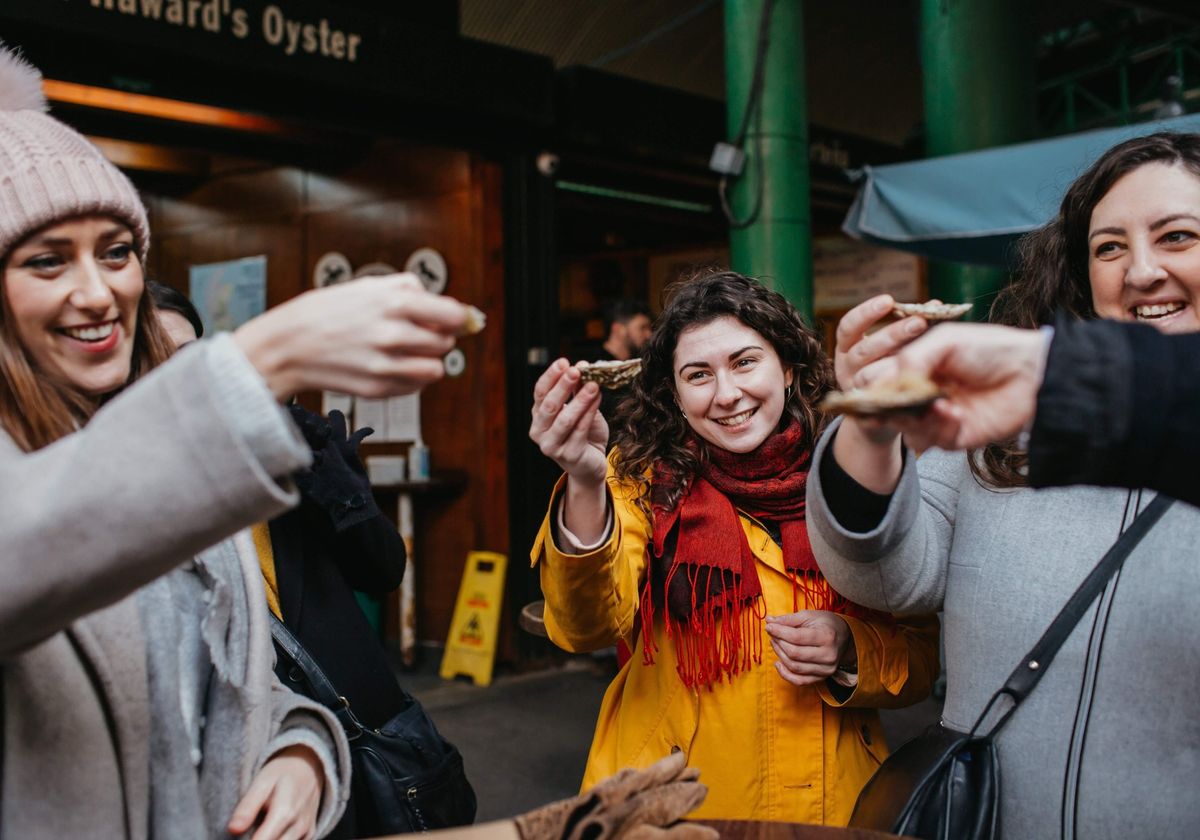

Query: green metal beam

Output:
[724, 0, 812, 320]
[921, 0, 1035, 317]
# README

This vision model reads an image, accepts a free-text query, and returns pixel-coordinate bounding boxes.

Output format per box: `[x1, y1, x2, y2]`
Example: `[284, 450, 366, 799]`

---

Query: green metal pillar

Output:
[724, 0, 812, 319]
[921, 0, 1035, 317]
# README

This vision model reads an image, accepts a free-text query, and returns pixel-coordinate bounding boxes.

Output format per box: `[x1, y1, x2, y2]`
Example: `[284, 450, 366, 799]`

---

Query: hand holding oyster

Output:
[575, 358, 642, 389]
[819, 372, 944, 418]
[893, 301, 973, 321]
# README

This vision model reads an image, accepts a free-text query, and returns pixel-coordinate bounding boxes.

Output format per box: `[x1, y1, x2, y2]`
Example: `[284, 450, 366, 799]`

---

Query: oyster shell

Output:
[460, 304, 487, 335]
[819, 373, 944, 418]
[893, 301, 973, 321]
[576, 358, 642, 389]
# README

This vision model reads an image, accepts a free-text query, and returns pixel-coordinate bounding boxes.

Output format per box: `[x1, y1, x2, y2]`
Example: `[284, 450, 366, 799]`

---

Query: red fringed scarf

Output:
[639, 419, 854, 689]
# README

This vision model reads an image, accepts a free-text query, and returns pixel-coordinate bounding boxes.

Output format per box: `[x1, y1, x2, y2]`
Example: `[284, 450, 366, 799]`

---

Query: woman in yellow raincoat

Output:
[528, 270, 938, 825]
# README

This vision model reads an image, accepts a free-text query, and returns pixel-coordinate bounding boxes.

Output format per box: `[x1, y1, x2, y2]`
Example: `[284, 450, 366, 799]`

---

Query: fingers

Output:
[846, 317, 928, 388]
[228, 772, 273, 835]
[326, 409, 348, 441]
[532, 358, 571, 405]
[835, 294, 895, 352]
[381, 273, 469, 334]
[534, 381, 603, 463]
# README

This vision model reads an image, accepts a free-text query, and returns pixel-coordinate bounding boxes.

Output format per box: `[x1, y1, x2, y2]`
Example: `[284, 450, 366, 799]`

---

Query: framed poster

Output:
[189, 255, 268, 334]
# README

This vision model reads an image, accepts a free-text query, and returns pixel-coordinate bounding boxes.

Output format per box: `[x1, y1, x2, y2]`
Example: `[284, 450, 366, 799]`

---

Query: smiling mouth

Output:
[58, 322, 116, 342]
[1132, 302, 1185, 320]
[714, 408, 757, 426]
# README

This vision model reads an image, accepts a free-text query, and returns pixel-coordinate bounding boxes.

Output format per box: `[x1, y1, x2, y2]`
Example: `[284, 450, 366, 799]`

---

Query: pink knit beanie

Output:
[0, 47, 149, 263]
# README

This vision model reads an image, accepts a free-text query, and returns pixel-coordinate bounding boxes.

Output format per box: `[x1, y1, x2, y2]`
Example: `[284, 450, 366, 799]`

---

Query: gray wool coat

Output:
[0, 336, 350, 838]
[807, 418, 1200, 840]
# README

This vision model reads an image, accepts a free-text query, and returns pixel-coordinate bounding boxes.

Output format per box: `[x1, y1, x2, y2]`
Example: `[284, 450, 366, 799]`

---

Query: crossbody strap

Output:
[971, 493, 1175, 738]
[269, 614, 364, 736]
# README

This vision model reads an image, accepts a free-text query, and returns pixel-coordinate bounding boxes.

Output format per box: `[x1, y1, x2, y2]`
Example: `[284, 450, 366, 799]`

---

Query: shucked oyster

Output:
[893, 301, 973, 321]
[819, 373, 944, 418]
[576, 358, 642, 389]
[460, 304, 487, 335]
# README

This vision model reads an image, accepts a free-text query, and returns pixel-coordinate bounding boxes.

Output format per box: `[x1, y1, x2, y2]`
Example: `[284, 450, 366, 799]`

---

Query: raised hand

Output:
[234, 272, 467, 401]
[835, 294, 928, 390]
[529, 358, 608, 485]
[857, 322, 1047, 451]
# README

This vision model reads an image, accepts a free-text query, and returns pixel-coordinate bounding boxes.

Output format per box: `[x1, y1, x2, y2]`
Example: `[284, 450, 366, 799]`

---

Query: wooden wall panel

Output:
[138, 143, 509, 660]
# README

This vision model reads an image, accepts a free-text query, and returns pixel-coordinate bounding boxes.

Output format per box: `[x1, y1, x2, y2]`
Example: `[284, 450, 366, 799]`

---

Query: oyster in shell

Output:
[460, 304, 487, 335]
[576, 358, 642, 389]
[893, 301, 973, 321]
[819, 373, 944, 418]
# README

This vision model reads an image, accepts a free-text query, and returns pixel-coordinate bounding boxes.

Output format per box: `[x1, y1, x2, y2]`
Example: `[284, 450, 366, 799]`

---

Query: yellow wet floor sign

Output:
[440, 550, 507, 686]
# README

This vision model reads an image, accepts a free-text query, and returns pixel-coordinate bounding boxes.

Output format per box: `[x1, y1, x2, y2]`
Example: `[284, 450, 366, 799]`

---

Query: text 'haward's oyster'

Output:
[893, 301, 973, 321]
[576, 358, 642, 389]
[819, 373, 944, 418]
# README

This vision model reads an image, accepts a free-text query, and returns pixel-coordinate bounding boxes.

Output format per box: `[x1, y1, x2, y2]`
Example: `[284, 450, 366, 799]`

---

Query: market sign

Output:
[0, 0, 553, 126]
[88, 0, 365, 63]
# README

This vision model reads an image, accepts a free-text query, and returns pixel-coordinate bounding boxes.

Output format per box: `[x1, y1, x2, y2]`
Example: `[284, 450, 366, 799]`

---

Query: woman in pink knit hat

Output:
[0, 47, 469, 838]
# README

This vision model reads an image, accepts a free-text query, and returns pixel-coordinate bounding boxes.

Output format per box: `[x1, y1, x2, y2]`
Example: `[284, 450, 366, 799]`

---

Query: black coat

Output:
[271, 406, 407, 728]
[269, 499, 406, 729]
[1029, 317, 1200, 507]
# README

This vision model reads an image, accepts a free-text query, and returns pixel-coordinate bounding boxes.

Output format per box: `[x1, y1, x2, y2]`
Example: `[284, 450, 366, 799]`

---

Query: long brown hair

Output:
[0, 229, 174, 452]
[612, 269, 835, 519]
[975, 131, 1200, 487]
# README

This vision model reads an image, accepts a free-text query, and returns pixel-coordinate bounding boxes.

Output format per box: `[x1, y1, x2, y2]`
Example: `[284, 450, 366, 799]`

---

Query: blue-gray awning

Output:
[843, 113, 1200, 266]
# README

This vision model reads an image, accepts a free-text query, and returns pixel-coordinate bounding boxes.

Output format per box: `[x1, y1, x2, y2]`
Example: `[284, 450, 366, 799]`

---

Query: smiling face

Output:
[672, 315, 793, 453]
[3, 216, 143, 395]
[1088, 162, 1200, 334]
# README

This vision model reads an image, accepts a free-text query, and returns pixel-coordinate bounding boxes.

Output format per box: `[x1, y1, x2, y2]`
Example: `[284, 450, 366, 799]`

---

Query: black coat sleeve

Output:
[1028, 318, 1200, 506]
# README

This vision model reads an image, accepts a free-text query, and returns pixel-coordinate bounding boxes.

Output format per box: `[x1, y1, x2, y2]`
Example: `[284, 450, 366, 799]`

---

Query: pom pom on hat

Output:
[0, 48, 47, 114]
[0, 43, 149, 263]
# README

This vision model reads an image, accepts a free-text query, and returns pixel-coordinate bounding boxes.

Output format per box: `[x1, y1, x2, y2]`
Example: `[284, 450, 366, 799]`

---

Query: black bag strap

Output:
[269, 614, 364, 737]
[971, 493, 1175, 739]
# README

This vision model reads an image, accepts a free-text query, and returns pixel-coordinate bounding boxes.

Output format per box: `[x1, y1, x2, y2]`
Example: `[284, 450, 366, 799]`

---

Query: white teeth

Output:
[715, 409, 755, 426]
[61, 323, 115, 342]
[1134, 302, 1184, 318]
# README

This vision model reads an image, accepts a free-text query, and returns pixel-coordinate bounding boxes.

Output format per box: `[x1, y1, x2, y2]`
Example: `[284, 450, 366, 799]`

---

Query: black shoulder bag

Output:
[269, 616, 477, 835]
[848, 493, 1174, 840]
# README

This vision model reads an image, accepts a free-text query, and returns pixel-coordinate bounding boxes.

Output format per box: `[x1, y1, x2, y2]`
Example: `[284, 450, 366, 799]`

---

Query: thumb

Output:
[348, 426, 374, 448]
[765, 610, 821, 628]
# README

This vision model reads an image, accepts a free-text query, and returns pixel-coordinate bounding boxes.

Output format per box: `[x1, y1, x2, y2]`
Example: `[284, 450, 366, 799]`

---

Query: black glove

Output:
[290, 406, 381, 531]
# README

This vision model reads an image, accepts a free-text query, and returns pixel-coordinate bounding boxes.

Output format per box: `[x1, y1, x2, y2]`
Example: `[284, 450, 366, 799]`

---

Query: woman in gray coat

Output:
[0, 50, 467, 838]
[808, 132, 1200, 839]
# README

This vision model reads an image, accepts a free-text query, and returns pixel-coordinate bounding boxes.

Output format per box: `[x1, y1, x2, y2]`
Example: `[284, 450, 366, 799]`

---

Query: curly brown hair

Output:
[976, 131, 1200, 487]
[611, 269, 835, 520]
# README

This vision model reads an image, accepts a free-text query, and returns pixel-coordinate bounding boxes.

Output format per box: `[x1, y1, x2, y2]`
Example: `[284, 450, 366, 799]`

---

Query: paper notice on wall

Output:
[321, 392, 354, 419]
[813, 237, 921, 312]
[354, 398, 388, 438]
[188, 255, 267, 334]
[385, 393, 422, 442]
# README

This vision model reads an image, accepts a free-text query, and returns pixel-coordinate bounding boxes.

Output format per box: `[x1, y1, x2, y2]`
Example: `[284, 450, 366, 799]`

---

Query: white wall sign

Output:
[404, 247, 448, 293]
[443, 348, 466, 378]
[313, 251, 353, 288]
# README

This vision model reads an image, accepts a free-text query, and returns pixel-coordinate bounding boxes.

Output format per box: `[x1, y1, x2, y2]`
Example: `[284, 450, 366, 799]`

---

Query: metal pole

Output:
[724, 0, 812, 319]
[921, 0, 1035, 317]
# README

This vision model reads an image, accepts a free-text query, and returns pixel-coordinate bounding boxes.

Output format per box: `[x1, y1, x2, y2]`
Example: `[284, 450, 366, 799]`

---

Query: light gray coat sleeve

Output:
[0, 335, 311, 659]
[806, 417, 961, 615]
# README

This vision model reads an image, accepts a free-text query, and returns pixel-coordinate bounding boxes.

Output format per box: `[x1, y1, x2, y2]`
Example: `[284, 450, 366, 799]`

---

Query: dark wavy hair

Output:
[977, 131, 1200, 487]
[611, 269, 835, 519]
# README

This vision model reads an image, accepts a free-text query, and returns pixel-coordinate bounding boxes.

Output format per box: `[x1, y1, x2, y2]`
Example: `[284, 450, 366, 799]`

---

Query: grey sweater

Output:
[0, 335, 349, 838]
[807, 418, 1200, 840]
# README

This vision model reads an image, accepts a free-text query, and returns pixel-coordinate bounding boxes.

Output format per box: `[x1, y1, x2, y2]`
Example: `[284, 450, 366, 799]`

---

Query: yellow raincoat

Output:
[531, 466, 939, 825]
